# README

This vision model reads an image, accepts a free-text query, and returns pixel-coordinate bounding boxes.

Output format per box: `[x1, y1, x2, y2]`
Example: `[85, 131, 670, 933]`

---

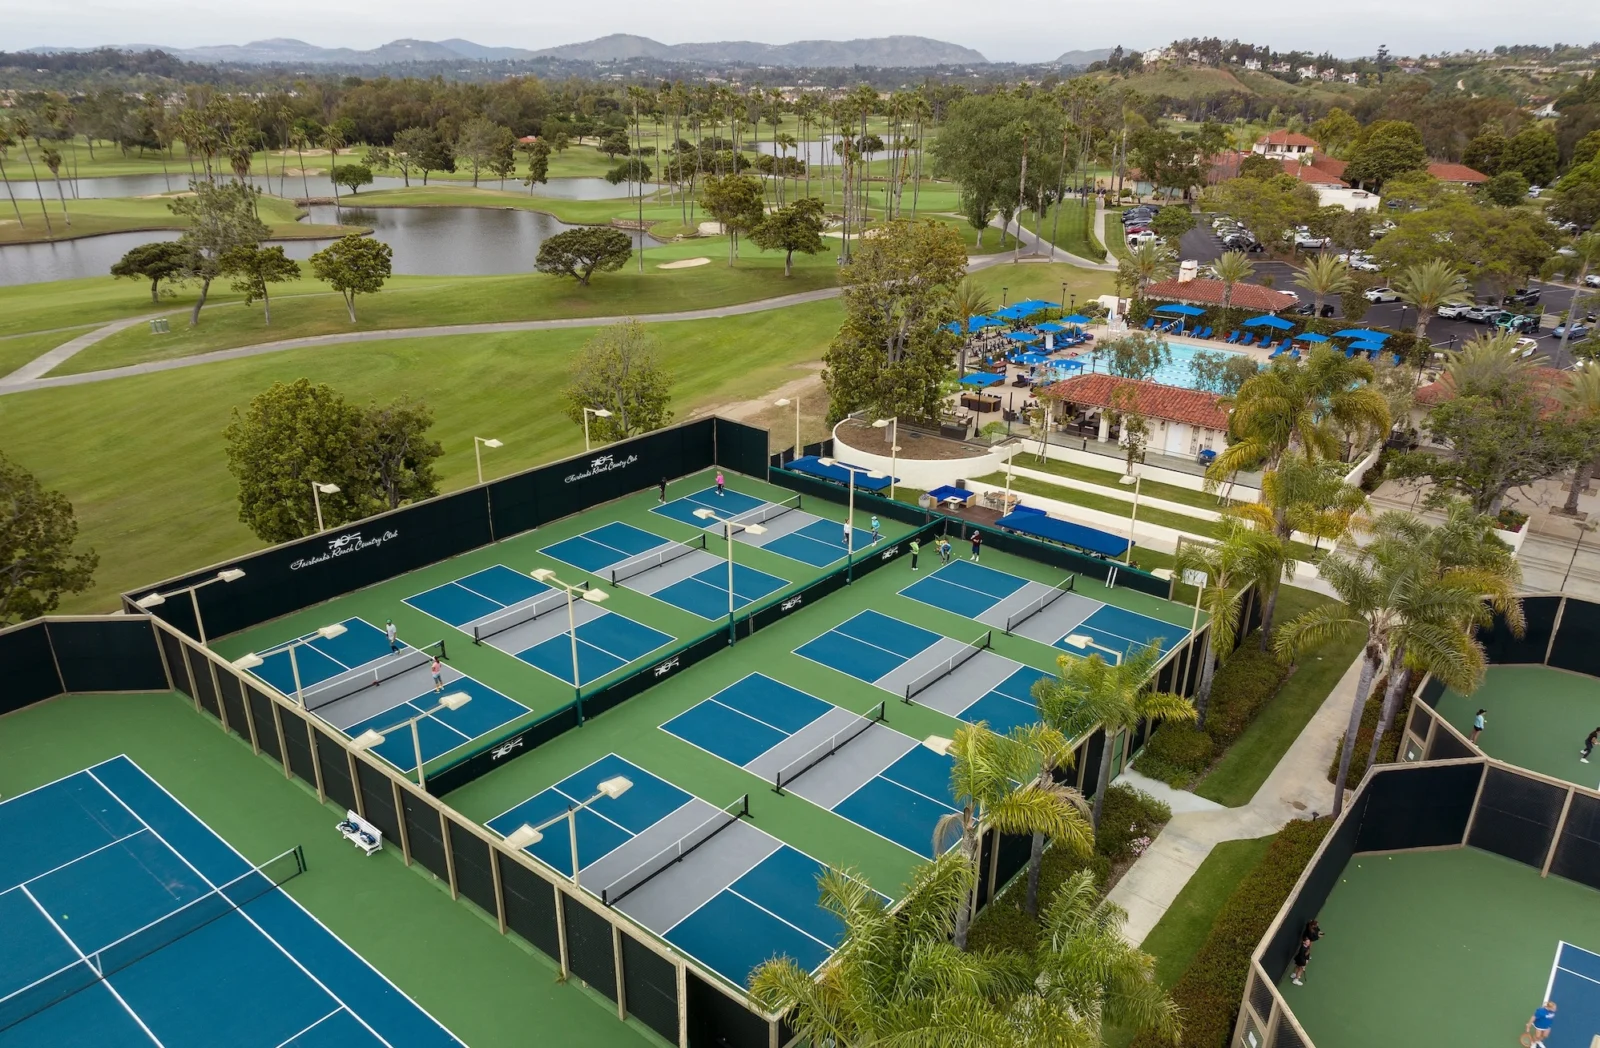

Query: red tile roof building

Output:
[1253, 130, 1320, 155]
[1143, 278, 1298, 313]
[1040, 374, 1231, 430]
[1425, 162, 1489, 185]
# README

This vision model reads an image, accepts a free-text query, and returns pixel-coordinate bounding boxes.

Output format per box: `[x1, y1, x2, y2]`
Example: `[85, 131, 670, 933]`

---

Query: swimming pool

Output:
[1064, 340, 1258, 391]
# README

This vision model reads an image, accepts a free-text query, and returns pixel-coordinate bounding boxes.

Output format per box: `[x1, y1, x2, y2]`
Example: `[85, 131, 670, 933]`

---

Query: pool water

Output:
[1073, 340, 1257, 391]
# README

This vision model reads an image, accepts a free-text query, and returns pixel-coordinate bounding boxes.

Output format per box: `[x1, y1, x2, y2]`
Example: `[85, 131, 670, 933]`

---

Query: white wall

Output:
[831, 423, 1016, 491]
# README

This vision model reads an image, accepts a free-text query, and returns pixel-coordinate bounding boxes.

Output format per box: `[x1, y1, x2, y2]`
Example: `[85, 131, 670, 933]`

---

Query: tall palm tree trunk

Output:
[1333, 641, 1383, 812]
[0, 156, 24, 227]
[1367, 652, 1412, 771]
[18, 141, 52, 235]
[1565, 455, 1600, 515]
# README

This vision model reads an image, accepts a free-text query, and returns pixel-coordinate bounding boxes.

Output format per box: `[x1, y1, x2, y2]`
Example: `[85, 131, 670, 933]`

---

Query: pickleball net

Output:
[599, 795, 750, 907]
[1004, 575, 1076, 634]
[773, 701, 888, 794]
[609, 534, 709, 586]
[300, 640, 447, 712]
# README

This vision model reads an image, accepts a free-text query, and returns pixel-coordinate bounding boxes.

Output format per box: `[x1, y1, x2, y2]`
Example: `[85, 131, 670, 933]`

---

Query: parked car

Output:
[1436, 302, 1473, 319]
[1338, 251, 1381, 272]
[1585, 274, 1600, 288]
[1494, 312, 1540, 334]
[1364, 286, 1401, 303]
[1126, 230, 1159, 246]
[1528, 185, 1543, 198]
[1295, 233, 1331, 249]
[1463, 304, 1502, 323]
[1503, 288, 1542, 307]
[1554, 322, 1591, 341]
[1515, 337, 1542, 358]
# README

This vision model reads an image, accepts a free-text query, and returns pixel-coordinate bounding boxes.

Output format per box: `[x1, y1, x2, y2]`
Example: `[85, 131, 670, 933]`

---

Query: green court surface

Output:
[1435, 665, 1600, 789]
[0, 691, 659, 1048]
[1282, 847, 1600, 1048]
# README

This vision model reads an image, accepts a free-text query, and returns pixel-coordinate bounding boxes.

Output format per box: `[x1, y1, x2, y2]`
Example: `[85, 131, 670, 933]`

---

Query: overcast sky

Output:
[7, 1, 1597, 64]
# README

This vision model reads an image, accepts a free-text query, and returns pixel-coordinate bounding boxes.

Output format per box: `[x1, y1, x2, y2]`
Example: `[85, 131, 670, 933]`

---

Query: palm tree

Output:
[1212, 249, 1256, 310]
[1437, 330, 1546, 396]
[951, 279, 995, 378]
[39, 146, 69, 227]
[321, 124, 347, 204]
[1006, 721, 1088, 916]
[10, 117, 53, 235]
[1394, 259, 1472, 344]
[1211, 345, 1391, 474]
[1276, 511, 1494, 811]
[1172, 520, 1276, 724]
[936, 724, 1093, 949]
[1033, 642, 1196, 829]
[289, 126, 310, 198]
[1126, 239, 1177, 300]
[1294, 254, 1354, 320]
[1560, 367, 1600, 516]
[0, 127, 25, 227]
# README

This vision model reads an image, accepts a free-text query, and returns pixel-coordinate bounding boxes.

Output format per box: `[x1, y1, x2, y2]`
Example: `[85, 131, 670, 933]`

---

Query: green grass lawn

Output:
[1023, 199, 1106, 262]
[0, 193, 367, 245]
[1009, 452, 1236, 513]
[0, 299, 845, 612]
[0, 327, 93, 377]
[1194, 585, 1361, 807]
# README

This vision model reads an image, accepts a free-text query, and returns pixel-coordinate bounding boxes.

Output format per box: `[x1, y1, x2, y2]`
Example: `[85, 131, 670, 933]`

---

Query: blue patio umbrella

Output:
[1295, 332, 1330, 342]
[1018, 352, 1051, 365]
[1006, 331, 1041, 343]
[992, 304, 1031, 319]
[1034, 322, 1066, 333]
[960, 372, 1006, 387]
[1347, 340, 1387, 352]
[1062, 314, 1092, 324]
[1334, 328, 1390, 341]
[1243, 315, 1295, 330]
[1012, 299, 1057, 313]
[1154, 303, 1205, 316]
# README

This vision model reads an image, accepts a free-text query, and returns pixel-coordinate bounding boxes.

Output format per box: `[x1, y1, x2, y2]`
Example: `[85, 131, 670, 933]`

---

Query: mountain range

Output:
[30, 34, 1000, 68]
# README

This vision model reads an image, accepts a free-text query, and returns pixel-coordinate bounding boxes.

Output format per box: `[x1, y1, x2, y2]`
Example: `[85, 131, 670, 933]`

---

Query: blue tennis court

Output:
[403, 563, 552, 629]
[952, 665, 1054, 735]
[650, 562, 788, 620]
[762, 519, 875, 568]
[488, 755, 861, 987]
[240, 617, 529, 772]
[793, 610, 950, 685]
[655, 487, 872, 568]
[901, 559, 1029, 619]
[661, 675, 961, 858]
[1546, 941, 1600, 1039]
[0, 757, 462, 1047]
[653, 486, 767, 528]
[540, 522, 671, 576]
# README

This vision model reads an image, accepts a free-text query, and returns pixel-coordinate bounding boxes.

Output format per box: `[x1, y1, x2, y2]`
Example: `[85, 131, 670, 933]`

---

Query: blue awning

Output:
[960, 371, 1006, 387]
[786, 456, 895, 491]
[1063, 314, 1092, 324]
[1347, 340, 1387, 351]
[1243, 315, 1294, 329]
[1334, 328, 1390, 341]
[1155, 304, 1205, 316]
[1006, 331, 1041, 343]
[995, 507, 1129, 557]
[1295, 332, 1330, 342]
[1034, 322, 1066, 332]
[927, 485, 973, 503]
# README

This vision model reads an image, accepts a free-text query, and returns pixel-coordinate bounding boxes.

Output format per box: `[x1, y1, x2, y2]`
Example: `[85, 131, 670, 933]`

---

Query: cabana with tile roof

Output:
[1038, 374, 1231, 460]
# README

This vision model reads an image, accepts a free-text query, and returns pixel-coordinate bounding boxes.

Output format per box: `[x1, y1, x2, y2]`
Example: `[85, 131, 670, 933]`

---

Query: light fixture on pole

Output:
[473, 437, 503, 485]
[582, 408, 612, 452]
[1002, 286, 1008, 307]
[694, 508, 767, 642]
[134, 568, 246, 645]
[871, 417, 900, 500]
[818, 458, 885, 576]
[349, 690, 472, 790]
[1060, 282, 1068, 311]
[773, 397, 801, 461]
[1120, 462, 1143, 563]
[530, 568, 608, 708]
[231, 622, 348, 707]
[1063, 633, 1121, 663]
[500, 775, 633, 886]
[310, 482, 340, 533]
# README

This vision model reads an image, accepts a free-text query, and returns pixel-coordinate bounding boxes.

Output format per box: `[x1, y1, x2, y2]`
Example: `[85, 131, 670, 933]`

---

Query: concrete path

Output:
[1107, 650, 1361, 944]
[1094, 202, 1115, 266]
[986, 216, 1118, 271]
[2, 313, 161, 384]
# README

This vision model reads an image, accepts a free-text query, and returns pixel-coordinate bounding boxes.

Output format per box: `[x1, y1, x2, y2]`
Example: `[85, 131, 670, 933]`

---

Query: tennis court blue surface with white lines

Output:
[655, 487, 874, 568]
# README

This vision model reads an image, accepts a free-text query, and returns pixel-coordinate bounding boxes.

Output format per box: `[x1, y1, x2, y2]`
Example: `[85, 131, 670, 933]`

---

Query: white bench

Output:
[336, 810, 383, 856]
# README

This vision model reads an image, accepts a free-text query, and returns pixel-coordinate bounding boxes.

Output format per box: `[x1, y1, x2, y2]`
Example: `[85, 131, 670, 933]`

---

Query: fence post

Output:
[555, 885, 572, 980]
[612, 925, 627, 1021]
[676, 961, 689, 1048]
[1546, 596, 1567, 665]
[440, 807, 459, 900]
[1543, 787, 1575, 877]
[392, 779, 412, 865]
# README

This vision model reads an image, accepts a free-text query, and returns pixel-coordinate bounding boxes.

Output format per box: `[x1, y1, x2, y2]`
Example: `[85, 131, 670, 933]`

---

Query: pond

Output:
[0, 205, 664, 286]
[0, 173, 640, 201]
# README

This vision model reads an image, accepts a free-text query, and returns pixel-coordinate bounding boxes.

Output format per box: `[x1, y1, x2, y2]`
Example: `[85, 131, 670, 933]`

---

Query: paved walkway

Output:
[1106, 650, 1362, 944]
[986, 216, 1117, 271]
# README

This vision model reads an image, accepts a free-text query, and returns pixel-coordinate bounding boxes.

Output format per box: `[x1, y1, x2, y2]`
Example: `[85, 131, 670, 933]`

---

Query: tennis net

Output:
[774, 702, 887, 794]
[904, 631, 993, 705]
[301, 639, 446, 712]
[729, 494, 802, 530]
[0, 845, 306, 1033]
[1004, 575, 1077, 634]
[609, 533, 708, 586]
[473, 590, 568, 644]
[599, 795, 750, 907]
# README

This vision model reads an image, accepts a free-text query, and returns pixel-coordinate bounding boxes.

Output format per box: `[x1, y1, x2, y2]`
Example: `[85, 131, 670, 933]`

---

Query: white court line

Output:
[84, 768, 398, 1048]
[0, 829, 148, 898]
[100, 757, 463, 1046]
[900, 564, 1016, 605]
[272, 1006, 347, 1048]
[727, 887, 835, 950]
[659, 838, 784, 937]
[19, 883, 165, 1047]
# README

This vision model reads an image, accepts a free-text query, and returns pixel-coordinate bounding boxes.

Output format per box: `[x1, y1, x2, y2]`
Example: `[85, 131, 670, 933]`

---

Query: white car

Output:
[1515, 337, 1541, 359]
[1436, 302, 1473, 319]
[1126, 230, 1159, 246]
[1364, 286, 1401, 303]
[1463, 304, 1502, 323]
[1586, 274, 1600, 289]
[1295, 234, 1331, 249]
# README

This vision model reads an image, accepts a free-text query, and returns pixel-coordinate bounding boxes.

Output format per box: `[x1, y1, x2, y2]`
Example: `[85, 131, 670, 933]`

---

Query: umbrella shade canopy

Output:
[1347, 340, 1388, 352]
[1062, 314, 1092, 324]
[991, 304, 1031, 319]
[1243, 315, 1295, 329]
[1034, 322, 1066, 332]
[1295, 332, 1330, 342]
[960, 371, 1006, 387]
[789, 456, 896, 491]
[1334, 328, 1390, 341]
[1006, 331, 1041, 343]
[1154, 303, 1206, 316]
[1018, 352, 1051, 365]
[1013, 299, 1058, 312]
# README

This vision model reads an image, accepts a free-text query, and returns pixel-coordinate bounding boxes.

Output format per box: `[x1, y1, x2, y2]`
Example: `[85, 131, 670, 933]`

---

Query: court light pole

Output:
[310, 482, 340, 533]
[133, 568, 246, 645]
[232, 622, 348, 707]
[817, 458, 885, 582]
[773, 397, 801, 461]
[871, 417, 900, 500]
[694, 508, 767, 642]
[350, 691, 472, 790]
[531, 568, 608, 715]
[1119, 458, 1143, 563]
[473, 437, 503, 485]
[502, 775, 633, 888]
[582, 408, 613, 452]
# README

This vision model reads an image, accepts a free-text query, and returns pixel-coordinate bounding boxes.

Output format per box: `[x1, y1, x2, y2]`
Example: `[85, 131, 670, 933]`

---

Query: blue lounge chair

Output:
[1393, 353, 1403, 366]
[1198, 326, 1213, 339]
[1224, 330, 1240, 344]
[1236, 332, 1253, 347]
[1289, 349, 1301, 360]
[1266, 342, 1284, 358]
[1345, 345, 1357, 358]
[1143, 318, 1156, 330]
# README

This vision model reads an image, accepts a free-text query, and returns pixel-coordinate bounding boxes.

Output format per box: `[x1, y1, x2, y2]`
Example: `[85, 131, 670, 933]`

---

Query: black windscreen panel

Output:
[686, 969, 768, 1048]
[975, 828, 997, 909]
[497, 853, 560, 961]
[446, 819, 497, 917]
[46, 619, 166, 693]
[622, 934, 679, 1043]
[216, 669, 250, 741]
[1080, 728, 1105, 799]
[1467, 767, 1568, 868]
[314, 730, 357, 812]
[1484, 595, 1560, 664]
[245, 687, 282, 763]
[0, 623, 61, 715]
[561, 894, 617, 1001]
[1353, 761, 1481, 853]
[1550, 792, 1600, 892]
[401, 791, 450, 882]
[1550, 597, 1600, 677]
[278, 706, 318, 787]
[185, 645, 221, 718]
[158, 629, 193, 698]
[354, 760, 401, 844]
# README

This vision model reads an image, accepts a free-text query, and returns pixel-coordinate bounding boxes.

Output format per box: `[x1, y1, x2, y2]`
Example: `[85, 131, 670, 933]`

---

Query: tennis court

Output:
[240, 617, 529, 773]
[655, 488, 873, 568]
[404, 565, 675, 689]
[542, 522, 788, 621]
[900, 561, 1189, 663]
[486, 755, 861, 988]
[660, 675, 961, 858]
[1434, 666, 1600, 791]
[1548, 942, 1600, 1040]
[0, 756, 462, 1047]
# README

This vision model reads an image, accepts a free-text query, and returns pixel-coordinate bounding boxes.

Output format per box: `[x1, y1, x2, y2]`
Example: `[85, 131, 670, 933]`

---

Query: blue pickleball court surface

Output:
[539, 522, 670, 576]
[1546, 941, 1600, 1044]
[655, 487, 872, 568]
[900, 559, 1029, 619]
[649, 562, 788, 620]
[0, 756, 463, 1048]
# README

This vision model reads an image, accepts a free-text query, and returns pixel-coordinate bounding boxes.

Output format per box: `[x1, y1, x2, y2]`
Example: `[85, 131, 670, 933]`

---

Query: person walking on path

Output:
[658, 476, 668, 503]
[870, 515, 881, 544]
[1471, 709, 1486, 743]
[969, 531, 983, 562]
[715, 471, 725, 496]
[1583, 728, 1599, 764]
[386, 619, 399, 652]
[909, 538, 920, 571]
[1525, 1000, 1557, 1044]
[939, 537, 952, 564]
[431, 656, 443, 694]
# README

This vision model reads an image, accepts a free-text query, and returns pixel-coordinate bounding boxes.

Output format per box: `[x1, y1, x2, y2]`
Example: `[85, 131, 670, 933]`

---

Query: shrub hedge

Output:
[1327, 679, 1402, 788]
[1203, 637, 1291, 748]
[1134, 723, 1214, 788]
[1130, 817, 1332, 1048]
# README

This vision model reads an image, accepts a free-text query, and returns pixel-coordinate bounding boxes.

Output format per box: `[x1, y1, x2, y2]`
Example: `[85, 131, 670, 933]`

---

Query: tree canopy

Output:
[560, 320, 674, 442]
[534, 226, 633, 286]
[168, 178, 269, 326]
[110, 241, 190, 303]
[0, 451, 98, 624]
[308, 235, 393, 321]
[748, 196, 827, 276]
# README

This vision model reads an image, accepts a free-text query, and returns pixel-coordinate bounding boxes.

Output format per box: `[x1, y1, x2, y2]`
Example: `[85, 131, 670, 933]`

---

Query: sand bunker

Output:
[658, 257, 711, 270]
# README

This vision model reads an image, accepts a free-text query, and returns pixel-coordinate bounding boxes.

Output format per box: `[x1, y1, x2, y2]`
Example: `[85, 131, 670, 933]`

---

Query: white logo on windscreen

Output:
[565, 453, 639, 483]
[781, 595, 803, 612]
[653, 655, 680, 677]
[289, 529, 399, 570]
[492, 737, 524, 761]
